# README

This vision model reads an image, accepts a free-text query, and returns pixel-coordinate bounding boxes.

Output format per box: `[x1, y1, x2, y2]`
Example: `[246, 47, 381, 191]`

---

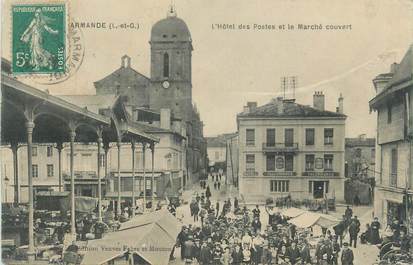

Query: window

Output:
[266, 154, 276, 171]
[355, 148, 362, 158]
[324, 128, 334, 145]
[47, 164, 54, 177]
[309, 181, 329, 194]
[32, 164, 38, 178]
[266, 128, 276, 147]
[305, 155, 315, 171]
[324, 154, 334, 171]
[47, 146, 53, 157]
[285, 154, 294, 171]
[32, 146, 37, 156]
[276, 157, 284, 169]
[245, 154, 255, 173]
[305, 128, 315, 145]
[163, 53, 169, 78]
[387, 104, 392, 123]
[99, 154, 105, 168]
[371, 148, 376, 160]
[246, 129, 255, 146]
[285, 129, 294, 147]
[390, 148, 398, 186]
[270, 180, 289, 192]
[215, 151, 220, 160]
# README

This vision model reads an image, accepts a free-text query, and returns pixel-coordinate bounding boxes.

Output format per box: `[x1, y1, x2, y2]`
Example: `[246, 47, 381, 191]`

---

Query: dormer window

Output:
[163, 34, 167, 38]
[172, 34, 177, 38]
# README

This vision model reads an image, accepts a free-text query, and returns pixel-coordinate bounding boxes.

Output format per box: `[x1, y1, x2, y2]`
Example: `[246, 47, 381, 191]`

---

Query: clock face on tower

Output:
[162, 80, 170, 88]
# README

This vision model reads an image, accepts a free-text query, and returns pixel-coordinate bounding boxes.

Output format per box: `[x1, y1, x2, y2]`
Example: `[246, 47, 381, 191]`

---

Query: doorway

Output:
[313, 181, 325, 199]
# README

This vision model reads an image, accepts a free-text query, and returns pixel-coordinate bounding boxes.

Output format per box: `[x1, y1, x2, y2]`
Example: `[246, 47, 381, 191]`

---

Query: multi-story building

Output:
[345, 135, 376, 179]
[206, 136, 227, 171]
[369, 45, 413, 229]
[0, 144, 61, 203]
[237, 92, 346, 203]
[206, 133, 237, 173]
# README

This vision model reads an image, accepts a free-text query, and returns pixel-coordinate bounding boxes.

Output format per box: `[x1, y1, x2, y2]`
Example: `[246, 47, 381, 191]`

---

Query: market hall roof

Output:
[1, 58, 157, 145]
[237, 99, 347, 119]
[59, 94, 159, 143]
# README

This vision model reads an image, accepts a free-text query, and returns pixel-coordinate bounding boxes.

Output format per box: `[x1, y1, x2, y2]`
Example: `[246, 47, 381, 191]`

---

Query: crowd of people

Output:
[166, 173, 413, 265]
[171, 193, 361, 264]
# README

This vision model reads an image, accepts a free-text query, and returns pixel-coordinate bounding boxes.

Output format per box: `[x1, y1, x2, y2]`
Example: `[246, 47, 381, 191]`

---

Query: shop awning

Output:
[288, 212, 339, 229]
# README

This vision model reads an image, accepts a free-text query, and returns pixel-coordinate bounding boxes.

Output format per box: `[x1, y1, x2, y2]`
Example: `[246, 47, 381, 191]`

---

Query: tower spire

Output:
[167, 1, 177, 18]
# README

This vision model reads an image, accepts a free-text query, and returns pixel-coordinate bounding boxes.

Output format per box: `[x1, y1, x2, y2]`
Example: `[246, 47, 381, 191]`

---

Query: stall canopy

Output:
[288, 212, 339, 229]
[81, 210, 181, 265]
[281, 207, 306, 218]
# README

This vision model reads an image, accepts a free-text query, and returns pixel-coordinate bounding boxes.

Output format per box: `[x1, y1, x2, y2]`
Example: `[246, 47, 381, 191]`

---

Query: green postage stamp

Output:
[12, 4, 66, 74]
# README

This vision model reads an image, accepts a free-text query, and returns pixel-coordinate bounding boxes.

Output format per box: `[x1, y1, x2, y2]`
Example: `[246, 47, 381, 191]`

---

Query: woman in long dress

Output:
[20, 8, 59, 70]
[370, 217, 381, 244]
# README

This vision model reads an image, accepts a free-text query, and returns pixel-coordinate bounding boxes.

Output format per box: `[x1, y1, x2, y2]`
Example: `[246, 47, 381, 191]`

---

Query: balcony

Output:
[243, 171, 258, 177]
[262, 142, 299, 153]
[263, 171, 296, 177]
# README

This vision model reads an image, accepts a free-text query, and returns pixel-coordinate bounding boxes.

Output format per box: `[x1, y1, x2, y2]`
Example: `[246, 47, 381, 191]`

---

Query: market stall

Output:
[81, 210, 181, 265]
[288, 211, 340, 229]
[281, 207, 306, 218]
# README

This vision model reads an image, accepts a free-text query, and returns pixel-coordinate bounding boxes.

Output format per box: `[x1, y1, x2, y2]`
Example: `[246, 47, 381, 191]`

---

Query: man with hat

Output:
[341, 242, 354, 265]
[199, 241, 212, 265]
[231, 244, 244, 265]
[331, 235, 341, 265]
[348, 216, 360, 248]
[299, 240, 311, 265]
[286, 241, 301, 265]
[177, 226, 188, 260]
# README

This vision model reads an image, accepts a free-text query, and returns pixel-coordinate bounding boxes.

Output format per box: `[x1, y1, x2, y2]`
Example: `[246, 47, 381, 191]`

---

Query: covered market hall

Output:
[1, 59, 159, 261]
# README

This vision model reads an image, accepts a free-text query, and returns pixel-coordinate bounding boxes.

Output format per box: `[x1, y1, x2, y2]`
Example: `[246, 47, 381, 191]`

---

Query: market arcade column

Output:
[131, 140, 136, 217]
[25, 121, 35, 261]
[150, 143, 155, 211]
[56, 142, 64, 192]
[97, 132, 103, 222]
[10, 141, 20, 204]
[69, 128, 76, 236]
[117, 139, 122, 217]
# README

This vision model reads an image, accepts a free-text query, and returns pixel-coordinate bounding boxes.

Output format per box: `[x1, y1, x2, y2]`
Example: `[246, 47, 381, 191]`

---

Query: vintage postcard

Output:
[1, 0, 413, 264]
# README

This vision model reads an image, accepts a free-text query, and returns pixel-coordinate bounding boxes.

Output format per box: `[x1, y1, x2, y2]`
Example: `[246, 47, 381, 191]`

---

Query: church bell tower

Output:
[149, 6, 193, 120]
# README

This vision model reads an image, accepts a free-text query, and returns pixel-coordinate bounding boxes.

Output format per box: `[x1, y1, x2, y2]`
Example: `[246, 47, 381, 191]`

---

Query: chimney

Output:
[359, 134, 366, 140]
[160, 108, 171, 130]
[276, 97, 284, 114]
[247, 102, 257, 112]
[390, 63, 399, 74]
[121, 55, 131, 68]
[337, 93, 344, 114]
[313, 91, 325, 111]
[243, 105, 250, 113]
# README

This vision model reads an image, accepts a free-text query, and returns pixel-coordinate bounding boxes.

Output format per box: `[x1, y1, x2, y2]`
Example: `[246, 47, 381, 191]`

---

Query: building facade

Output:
[345, 135, 376, 179]
[237, 93, 346, 203]
[206, 134, 237, 173]
[370, 45, 413, 230]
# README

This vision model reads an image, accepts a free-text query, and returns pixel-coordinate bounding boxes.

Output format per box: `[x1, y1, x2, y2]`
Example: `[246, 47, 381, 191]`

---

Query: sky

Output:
[2, 0, 413, 137]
